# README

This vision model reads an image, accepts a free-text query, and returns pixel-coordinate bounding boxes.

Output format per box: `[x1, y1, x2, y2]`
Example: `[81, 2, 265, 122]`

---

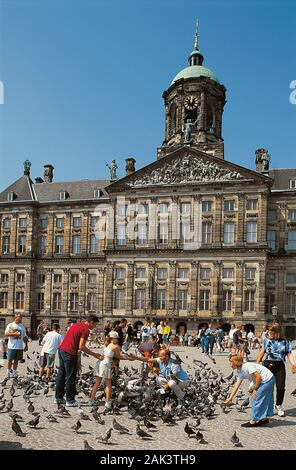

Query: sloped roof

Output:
[0, 175, 36, 203]
[267, 169, 296, 191]
[34, 179, 110, 202]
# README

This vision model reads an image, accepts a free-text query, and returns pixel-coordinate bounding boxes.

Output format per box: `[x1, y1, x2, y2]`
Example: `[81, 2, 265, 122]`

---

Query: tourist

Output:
[216, 328, 225, 353]
[38, 323, 63, 381]
[37, 320, 44, 345]
[261, 324, 269, 343]
[55, 314, 102, 406]
[237, 325, 249, 360]
[198, 326, 206, 351]
[122, 321, 133, 352]
[183, 331, 189, 347]
[157, 321, 164, 344]
[133, 348, 189, 404]
[224, 354, 275, 427]
[5, 313, 28, 378]
[247, 330, 255, 349]
[150, 322, 157, 339]
[104, 320, 111, 337]
[256, 322, 296, 417]
[90, 331, 134, 410]
[141, 321, 151, 342]
[162, 322, 171, 345]
[204, 323, 216, 355]
[228, 324, 237, 352]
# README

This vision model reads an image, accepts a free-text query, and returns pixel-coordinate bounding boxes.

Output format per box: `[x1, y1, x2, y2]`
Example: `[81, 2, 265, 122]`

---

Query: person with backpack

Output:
[256, 322, 296, 417]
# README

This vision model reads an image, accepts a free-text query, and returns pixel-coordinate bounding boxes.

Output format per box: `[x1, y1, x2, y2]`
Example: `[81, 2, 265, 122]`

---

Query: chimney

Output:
[35, 177, 44, 184]
[125, 157, 136, 176]
[44, 164, 54, 183]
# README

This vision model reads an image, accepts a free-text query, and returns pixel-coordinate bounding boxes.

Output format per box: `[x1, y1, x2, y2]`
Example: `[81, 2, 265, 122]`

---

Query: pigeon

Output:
[92, 410, 105, 425]
[84, 440, 95, 450]
[136, 424, 153, 439]
[11, 417, 26, 437]
[240, 397, 250, 408]
[231, 431, 240, 447]
[10, 385, 15, 397]
[184, 422, 195, 438]
[77, 406, 90, 420]
[291, 388, 296, 396]
[43, 387, 49, 396]
[143, 417, 157, 429]
[45, 413, 58, 423]
[27, 402, 35, 413]
[0, 400, 6, 412]
[195, 430, 205, 443]
[6, 399, 14, 412]
[225, 372, 233, 380]
[72, 420, 82, 433]
[27, 415, 40, 428]
[112, 418, 130, 434]
[96, 427, 113, 444]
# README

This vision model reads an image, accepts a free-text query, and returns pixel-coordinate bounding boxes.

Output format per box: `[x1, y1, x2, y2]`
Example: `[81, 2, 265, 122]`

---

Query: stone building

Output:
[0, 23, 296, 337]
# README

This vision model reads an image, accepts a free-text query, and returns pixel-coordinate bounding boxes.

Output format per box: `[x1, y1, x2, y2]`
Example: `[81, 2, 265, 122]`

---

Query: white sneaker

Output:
[65, 400, 79, 407]
[276, 405, 285, 417]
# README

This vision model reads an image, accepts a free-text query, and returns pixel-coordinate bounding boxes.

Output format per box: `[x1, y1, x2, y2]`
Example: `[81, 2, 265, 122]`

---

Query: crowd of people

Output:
[1, 313, 295, 428]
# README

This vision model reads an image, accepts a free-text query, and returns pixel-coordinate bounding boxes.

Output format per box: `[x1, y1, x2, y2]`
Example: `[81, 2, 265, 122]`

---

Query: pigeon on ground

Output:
[72, 420, 82, 433]
[6, 399, 14, 412]
[96, 427, 113, 444]
[112, 418, 130, 434]
[184, 422, 196, 438]
[27, 415, 40, 428]
[11, 417, 25, 437]
[231, 431, 240, 447]
[136, 424, 153, 439]
[92, 410, 105, 425]
[10, 385, 15, 397]
[84, 440, 95, 450]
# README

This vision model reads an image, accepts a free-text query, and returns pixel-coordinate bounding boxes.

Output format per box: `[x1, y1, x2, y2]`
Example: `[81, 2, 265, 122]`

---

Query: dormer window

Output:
[94, 189, 101, 198]
[289, 179, 296, 189]
[7, 192, 15, 202]
[59, 191, 67, 201]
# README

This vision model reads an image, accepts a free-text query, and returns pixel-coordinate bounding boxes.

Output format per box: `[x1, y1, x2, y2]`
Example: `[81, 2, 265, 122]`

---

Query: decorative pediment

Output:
[127, 154, 245, 187]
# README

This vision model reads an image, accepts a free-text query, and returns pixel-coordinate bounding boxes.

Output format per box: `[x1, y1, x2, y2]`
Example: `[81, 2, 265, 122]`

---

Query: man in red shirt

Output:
[55, 314, 102, 406]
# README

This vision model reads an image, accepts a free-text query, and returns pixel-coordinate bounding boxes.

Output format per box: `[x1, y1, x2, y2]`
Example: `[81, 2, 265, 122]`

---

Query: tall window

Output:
[287, 273, 296, 285]
[88, 273, 97, 284]
[70, 293, 79, 311]
[178, 290, 188, 310]
[287, 292, 296, 315]
[224, 200, 235, 211]
[3, 218, 11, 229]
[222, 268, 234, 279]
[245, 267, 256, 280]
[40, 235, 47, 255]
[200, 267, 211, 280]
[117, 225, 126, 245]
[115, 267, 125, 279]
[199, 290, 210, 310]
[73, 217, 81, 228]
[16, 273, 25, 283]
[55, 236, 64, 254]
[136, 267, 146, 278]
[159, 222, 168, 244]
[224, 223, 235, 244]
[56, 218, 64, 229]
[18, 236, 26, 253]
[15, 292, 24, 309]
[178, 268, 189, 279]
[71, 274, 79, 283]
[0, 292, 8, 308]
[117, 205, 127, 216]
[288, 231, 296, 250]
[2, 236, 10, 254]
[265, 292, 275, 314]
[266, 273, 276, 285]
[114, 290, 125, 309]
[53, 293, 62, 310]
[157, 268, 168, 280]
[268, 210, 277, 222]
[137, 203, 149, 215]
[222, 290, 232, 311]
[289, 180, 296, 189]
[19, 218, 27, 228]
[89, 234, 98, 254]
[87, 293, 96, 311]
[202, 201, 212, 212]
[72, 235, 81, 254]
[244, 291, 255, 312]
[158, 203, 168, 214]
[90, 216, 99, 227]
[1, 273, 9, 283]
[38, 274, 45, 284]
[156, 290, 167, 309]
[202, 222, 212, 244]
[180, 203, 190, 214]
[53, 274, 62, 283]
[40, 218, 48, 229]
[246, 222, 257, 243]
[37, 293, 45, 310]
[135, 289, 145, 309]
[267, 230, 276, 250]
[137, 223, 147, 244]
[288, 210, 296, 221]
[246, 199, 258, 210]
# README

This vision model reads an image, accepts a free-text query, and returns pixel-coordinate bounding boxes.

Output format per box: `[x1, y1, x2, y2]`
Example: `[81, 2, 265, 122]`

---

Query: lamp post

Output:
[271, 305, 278, 322]
[79, 301, 83, 322]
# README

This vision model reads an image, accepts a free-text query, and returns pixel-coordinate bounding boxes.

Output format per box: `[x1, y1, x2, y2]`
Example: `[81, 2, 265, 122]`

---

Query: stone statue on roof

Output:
[23, 159, 31, 175]
[106, 159, 118, 180]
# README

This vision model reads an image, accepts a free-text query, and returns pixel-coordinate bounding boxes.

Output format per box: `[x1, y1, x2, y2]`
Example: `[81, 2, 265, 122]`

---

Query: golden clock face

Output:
[184, 95, 198, 110]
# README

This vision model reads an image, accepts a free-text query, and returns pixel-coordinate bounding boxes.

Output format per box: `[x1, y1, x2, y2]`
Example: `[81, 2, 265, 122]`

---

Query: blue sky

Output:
[0, 0, 295, 188]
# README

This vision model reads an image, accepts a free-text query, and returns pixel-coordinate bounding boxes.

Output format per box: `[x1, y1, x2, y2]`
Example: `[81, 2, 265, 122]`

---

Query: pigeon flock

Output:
[0, 344, 293, 450]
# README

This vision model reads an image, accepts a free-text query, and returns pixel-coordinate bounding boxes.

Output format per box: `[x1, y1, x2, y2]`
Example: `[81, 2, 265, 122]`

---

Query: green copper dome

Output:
[171, 65, 219, 85]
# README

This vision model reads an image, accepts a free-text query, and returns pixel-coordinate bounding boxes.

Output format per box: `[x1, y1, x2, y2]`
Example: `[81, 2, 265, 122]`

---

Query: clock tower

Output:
[158, 20, 226, 160]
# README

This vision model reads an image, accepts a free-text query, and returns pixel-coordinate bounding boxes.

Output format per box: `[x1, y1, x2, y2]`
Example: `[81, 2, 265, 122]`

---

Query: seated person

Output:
[132, 348, 189, 404]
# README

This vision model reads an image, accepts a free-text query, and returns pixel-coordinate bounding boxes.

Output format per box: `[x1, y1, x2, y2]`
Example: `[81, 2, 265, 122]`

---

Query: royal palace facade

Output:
[1, 25, 296, 337]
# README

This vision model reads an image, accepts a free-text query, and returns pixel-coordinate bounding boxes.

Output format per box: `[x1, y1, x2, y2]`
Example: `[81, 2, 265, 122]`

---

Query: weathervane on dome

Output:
[194, 18, 199, 50]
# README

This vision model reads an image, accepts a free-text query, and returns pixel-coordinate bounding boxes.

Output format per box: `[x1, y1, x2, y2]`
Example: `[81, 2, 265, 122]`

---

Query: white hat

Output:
[109, 331, 119, 339]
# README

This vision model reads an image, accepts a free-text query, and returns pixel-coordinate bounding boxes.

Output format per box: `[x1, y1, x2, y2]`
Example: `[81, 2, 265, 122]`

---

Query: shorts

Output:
[95, 360, 112, 379]
[39, 353, 56, 368]
[238, 343, 247, 352]
[7, 349, 23, 361]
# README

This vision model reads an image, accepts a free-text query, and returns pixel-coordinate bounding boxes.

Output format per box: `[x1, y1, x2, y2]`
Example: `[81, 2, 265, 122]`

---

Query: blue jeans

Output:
[204, 336, 215, 354]
[163, 334, 169, 344]
[200, 336, 206, 352]
[55, 350, 78, 402]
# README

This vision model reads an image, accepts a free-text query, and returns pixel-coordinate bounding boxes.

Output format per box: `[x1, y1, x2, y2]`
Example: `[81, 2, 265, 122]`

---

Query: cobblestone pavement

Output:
[0, 342, 295, 451]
